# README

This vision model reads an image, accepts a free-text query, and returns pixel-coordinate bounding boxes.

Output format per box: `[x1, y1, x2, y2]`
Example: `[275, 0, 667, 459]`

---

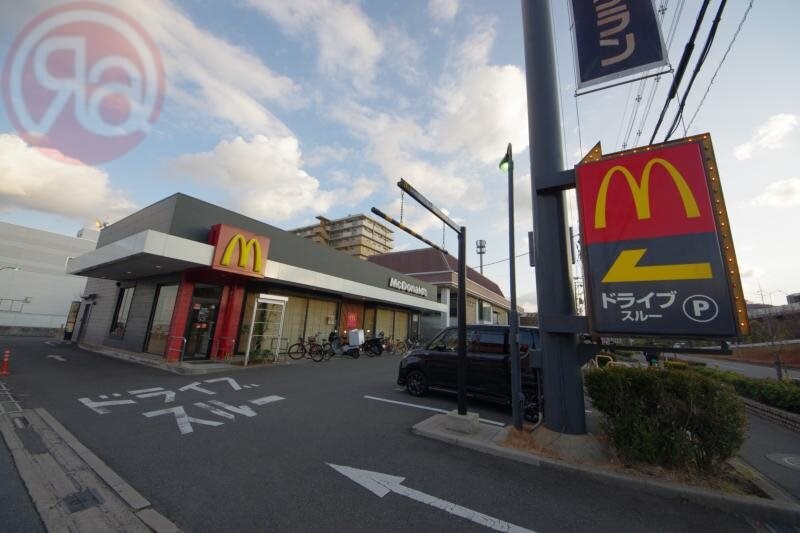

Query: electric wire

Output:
[634, 0, 686, 147]
[686, 0, 754, 131]
[618, 1, 670, 149]
[472, 252, 529, 270]
[664, 0, 728, 141]
[649, 0, 713, 144]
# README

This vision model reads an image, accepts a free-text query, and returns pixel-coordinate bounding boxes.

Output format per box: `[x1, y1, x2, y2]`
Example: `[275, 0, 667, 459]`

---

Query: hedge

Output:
[585, 367, 746, 471]
[690, 367, 800, 414]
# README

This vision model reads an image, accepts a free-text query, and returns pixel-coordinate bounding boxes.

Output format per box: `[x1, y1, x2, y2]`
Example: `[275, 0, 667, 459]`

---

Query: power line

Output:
[475, 252, 529, 269]
[634, 0, 687, 147]
[664, 0, 729, 141]
[687, 0, 754, 131]
[649, 0, 713, 144]
[618, 1, 673, 149]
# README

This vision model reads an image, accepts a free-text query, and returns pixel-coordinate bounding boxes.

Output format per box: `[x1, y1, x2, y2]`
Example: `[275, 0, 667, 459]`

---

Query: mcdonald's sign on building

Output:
[575, 134, 748, 337]
[209, 224, 270, 279]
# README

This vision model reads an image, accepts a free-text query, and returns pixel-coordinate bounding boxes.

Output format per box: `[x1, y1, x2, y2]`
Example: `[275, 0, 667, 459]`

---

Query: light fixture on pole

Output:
[500, 142, 523, 430]
[0, 266, 20, 273]
[476, 240, 486, 274]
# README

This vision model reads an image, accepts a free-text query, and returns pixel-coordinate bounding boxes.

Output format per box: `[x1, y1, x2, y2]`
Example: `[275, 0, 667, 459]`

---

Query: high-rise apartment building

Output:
[291, 214, 393, 259]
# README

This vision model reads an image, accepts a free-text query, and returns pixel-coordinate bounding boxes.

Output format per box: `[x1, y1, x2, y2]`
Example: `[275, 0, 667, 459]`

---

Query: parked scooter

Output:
[324, 331, 360, 359]
[361, 331, 384, 357]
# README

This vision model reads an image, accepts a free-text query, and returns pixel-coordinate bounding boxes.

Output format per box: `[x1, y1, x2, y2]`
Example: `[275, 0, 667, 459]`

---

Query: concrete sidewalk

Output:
[412, 413, 800, 528]
[0, 399, 180, 532]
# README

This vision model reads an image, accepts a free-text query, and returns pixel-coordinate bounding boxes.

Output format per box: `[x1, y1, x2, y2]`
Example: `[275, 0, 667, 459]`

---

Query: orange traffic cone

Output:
[0, 349, 10, 376]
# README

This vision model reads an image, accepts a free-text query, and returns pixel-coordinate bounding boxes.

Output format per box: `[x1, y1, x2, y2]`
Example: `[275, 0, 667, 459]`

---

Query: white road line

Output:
[46, 355, 66, 362]
[363, 395, 506, 427]
[249, 395, 285, 406]
[329, 463, 535, 532]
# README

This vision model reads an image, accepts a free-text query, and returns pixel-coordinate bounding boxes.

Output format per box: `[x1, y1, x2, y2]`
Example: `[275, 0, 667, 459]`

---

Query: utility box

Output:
[348, 329, 365, 346]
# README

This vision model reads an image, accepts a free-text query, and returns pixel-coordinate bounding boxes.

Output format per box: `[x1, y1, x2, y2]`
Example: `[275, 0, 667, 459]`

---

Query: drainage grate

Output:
[63, 489, 103, 513]
[766, 453, 800, 471]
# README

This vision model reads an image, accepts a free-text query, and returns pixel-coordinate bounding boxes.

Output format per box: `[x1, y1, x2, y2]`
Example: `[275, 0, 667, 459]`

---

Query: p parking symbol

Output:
[682, 295, 718, 323]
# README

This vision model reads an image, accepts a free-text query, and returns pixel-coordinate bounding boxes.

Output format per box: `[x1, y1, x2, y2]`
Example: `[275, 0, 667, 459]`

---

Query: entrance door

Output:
[244, 294, 288, 364]
[184, 285, 222, 360]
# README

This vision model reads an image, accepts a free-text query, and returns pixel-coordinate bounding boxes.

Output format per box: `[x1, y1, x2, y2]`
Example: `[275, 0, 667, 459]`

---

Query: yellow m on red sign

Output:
[594, 157, 701, 229]
[221, 234, 263, 273]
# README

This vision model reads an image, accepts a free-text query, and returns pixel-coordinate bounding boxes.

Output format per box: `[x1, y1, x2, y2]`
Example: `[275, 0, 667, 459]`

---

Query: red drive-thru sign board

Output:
[575, 134, 749, 337]
[208, 224, 270, 279]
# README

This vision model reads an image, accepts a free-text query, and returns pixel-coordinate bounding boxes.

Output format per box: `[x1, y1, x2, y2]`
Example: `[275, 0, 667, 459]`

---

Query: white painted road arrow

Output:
[327, 463, 535, 532]
[47, 355, 66, 362]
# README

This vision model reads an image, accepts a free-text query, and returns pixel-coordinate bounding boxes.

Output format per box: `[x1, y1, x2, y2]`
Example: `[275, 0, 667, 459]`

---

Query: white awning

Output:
[66, 230, 214, 281]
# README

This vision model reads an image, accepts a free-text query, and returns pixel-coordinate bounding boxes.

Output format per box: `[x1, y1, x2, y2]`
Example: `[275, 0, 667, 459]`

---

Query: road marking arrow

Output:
[602, 248, 712, 283]
[327, 463, 535, 532]
[47, 355, 66, 362]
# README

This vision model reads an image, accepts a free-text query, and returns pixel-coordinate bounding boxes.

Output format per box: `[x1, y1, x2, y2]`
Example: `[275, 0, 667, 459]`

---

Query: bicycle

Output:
[393, 338, 408, 356]
[287, 332, 324, 362]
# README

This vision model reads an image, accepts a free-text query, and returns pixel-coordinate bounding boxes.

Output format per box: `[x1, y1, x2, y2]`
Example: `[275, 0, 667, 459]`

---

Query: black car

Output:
[397, 325, 541, 422]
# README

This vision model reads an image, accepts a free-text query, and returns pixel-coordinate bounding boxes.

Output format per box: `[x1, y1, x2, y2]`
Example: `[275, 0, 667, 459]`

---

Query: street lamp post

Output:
[476, 240, 486, 275]
[500, 143, 523, 430]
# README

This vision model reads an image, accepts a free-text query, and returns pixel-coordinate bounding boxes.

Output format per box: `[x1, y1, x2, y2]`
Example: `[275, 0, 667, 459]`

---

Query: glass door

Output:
[184, 285, 222, 360]
[244, 294, 288, 365]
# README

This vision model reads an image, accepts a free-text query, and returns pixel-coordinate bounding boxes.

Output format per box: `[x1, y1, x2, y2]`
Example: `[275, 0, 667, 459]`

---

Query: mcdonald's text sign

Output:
[208, 224, 270, 278]
[575, 135, 748, 337]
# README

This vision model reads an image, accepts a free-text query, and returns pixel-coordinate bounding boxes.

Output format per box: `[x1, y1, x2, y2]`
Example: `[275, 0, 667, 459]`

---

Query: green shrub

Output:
[690, 367, 800, 414]
[585, 367, 746, 471]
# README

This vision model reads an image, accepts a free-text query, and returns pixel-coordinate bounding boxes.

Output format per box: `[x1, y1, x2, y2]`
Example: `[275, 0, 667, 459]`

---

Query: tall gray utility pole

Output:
[521, 0, 586, 434]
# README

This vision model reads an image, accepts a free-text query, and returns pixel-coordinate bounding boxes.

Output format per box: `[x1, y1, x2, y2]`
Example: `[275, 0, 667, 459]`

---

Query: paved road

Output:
[740, 415, 800, 501]
[0, 336, 769, 531]
[674, 353, 800, 380]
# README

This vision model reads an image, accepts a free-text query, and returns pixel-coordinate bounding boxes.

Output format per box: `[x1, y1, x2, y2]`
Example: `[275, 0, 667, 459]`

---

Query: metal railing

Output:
[168, 336, 187, 363]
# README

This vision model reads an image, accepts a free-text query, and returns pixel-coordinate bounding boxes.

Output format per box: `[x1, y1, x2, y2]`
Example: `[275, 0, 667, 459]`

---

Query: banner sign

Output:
[570, 0, 668, 89]
[575, 135, 749, 337]
[208, 224, 270, 278]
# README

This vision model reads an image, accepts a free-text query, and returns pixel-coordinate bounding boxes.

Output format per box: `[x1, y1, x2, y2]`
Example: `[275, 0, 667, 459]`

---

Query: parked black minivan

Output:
[397, 325, 541, 422]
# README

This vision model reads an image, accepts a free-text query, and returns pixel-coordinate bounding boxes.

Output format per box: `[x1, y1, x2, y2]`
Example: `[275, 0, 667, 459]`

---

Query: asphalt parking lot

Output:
[0, 336, 755, 532]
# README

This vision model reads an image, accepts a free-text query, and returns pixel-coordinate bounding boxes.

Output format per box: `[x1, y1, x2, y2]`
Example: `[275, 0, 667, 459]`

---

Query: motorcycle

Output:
[325, 331, 360, 359]
[361, 331, 385, 357]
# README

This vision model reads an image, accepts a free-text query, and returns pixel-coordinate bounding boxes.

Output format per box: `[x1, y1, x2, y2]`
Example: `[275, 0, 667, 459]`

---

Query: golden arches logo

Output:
[220, 234, 263, 273]
[594, 158, 700, 229]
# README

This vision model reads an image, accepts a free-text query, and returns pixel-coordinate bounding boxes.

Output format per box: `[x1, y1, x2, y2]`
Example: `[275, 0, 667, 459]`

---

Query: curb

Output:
[412, 415, 800, 527]
[77, 343, 241, 375]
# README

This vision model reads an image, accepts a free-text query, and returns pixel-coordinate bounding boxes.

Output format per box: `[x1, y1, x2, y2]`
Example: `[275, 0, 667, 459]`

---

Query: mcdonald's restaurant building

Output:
[66, 194, 446, 362]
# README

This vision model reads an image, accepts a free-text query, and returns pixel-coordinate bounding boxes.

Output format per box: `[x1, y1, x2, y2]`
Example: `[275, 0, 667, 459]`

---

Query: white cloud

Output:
[121, 0, 302, 136]
[328, 100, 488, 210]
[328, 22, 528, 211]
[247, 0, 383, 93]
[431, 21, 529, 164]
[750, 178, 800, 207]
[305, 145, 354, 167]
[432, 64, 528, 164]
[0, 134, 136, 222]
[734, 114, 798, 160]
[428, 0, 459, 22]
[169, 135, 377, 221]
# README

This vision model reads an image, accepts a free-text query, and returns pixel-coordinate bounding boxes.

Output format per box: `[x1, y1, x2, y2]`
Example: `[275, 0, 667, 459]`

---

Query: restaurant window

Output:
[145, 284, 178, 355]
[110, 287, 135, 339]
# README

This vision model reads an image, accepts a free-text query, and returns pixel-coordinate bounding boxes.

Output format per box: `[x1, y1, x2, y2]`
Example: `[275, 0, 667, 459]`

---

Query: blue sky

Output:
[1, 0, 798, 311]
